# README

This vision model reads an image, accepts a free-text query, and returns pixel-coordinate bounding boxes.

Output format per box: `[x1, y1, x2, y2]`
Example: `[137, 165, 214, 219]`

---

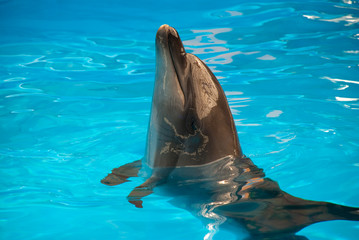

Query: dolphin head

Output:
[145, 25, 242, 169]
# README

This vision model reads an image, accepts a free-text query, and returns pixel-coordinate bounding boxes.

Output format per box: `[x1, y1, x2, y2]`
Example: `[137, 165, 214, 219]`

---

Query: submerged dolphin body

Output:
[102, 25, 359, 239]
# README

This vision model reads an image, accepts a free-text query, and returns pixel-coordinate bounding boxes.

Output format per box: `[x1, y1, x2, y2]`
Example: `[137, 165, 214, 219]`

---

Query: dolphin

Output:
[102, 25, 359, 239]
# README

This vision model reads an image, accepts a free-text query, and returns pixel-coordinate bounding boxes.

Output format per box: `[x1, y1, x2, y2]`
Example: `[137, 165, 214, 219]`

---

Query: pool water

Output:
[1, 0, 359, 239]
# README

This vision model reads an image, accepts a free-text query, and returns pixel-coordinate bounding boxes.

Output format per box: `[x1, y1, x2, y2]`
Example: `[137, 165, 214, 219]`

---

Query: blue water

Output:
[1, 0, 359, 239]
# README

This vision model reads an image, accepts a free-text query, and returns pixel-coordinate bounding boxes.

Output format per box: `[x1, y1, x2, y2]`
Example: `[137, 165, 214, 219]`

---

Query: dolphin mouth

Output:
[156, 25, 187, 96]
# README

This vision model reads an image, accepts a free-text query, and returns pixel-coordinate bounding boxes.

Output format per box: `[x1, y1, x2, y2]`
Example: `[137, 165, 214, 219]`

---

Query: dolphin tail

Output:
[216, 190, 359, 238]
[318, 201, 359, 222]
[245, 234, 309, 240]
[101, 160, 142, 186]
[244, 201, 359, 240]
[283, 192, 359, 224]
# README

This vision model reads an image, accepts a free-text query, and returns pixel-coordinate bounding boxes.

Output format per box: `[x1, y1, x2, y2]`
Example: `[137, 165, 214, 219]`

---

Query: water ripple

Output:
[0, 42, 153, 72]
[1, 0, 359, 239]
[303, 14, 359, 26]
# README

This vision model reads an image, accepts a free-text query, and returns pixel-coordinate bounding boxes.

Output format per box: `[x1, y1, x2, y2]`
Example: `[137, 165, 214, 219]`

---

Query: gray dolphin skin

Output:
[102, 25, 359, 239]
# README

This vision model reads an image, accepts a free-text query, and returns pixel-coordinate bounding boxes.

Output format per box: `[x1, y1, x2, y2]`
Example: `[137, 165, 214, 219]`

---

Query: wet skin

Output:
[102, 25, 359, 239]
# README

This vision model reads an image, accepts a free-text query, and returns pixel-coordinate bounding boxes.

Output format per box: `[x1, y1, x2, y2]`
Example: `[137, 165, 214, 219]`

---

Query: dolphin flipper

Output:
[101, 160, 142, 186]
[127, 169, 172, 208]
[127, 176, 162, 208]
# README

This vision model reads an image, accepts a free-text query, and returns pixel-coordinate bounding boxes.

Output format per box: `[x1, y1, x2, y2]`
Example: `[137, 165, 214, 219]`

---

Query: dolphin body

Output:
[102, 25, 359, 239]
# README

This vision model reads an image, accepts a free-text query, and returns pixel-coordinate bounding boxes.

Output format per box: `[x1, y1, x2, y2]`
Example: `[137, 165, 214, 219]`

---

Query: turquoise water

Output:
[1, 0, 359, 239]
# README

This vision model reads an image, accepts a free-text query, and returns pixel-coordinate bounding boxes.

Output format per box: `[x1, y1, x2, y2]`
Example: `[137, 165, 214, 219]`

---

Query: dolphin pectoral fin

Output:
[127, 176, 162, 208]
[127, 186, 153, 208]
[101, 160, 142, 186]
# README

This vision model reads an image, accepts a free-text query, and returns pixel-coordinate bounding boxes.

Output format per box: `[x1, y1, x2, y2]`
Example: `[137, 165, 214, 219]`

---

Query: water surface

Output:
[1, 0, 359, 239]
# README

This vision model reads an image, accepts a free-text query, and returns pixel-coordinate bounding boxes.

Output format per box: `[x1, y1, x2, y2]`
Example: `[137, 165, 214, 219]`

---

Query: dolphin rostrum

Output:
[102, 25, 359, 239]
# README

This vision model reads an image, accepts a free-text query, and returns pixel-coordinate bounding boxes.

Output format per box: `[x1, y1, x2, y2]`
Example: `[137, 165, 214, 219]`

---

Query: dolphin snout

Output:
[156, 24, 179, 42]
